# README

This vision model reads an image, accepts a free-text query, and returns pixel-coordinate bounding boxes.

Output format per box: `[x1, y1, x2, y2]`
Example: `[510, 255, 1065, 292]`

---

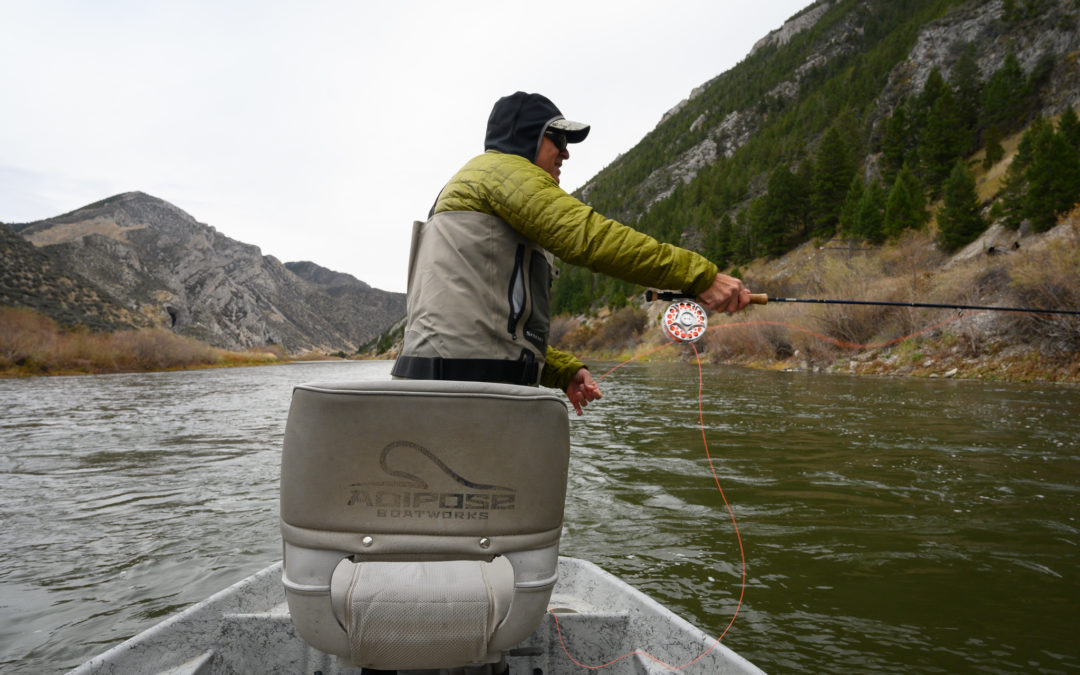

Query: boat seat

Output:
[279, 379, 570, 671]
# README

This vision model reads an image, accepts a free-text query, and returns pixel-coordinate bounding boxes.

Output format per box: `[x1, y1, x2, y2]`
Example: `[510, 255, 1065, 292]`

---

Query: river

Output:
[0, 360, 1077, 673]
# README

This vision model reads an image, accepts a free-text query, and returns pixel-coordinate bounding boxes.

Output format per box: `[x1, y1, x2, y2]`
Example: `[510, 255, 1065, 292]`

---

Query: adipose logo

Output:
[347, 440, 516, 520]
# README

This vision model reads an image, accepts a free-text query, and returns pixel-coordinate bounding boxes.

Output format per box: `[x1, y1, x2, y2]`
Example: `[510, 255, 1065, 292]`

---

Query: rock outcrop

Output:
[874, 0, 1080, 124]
[749, 1, 834, 56]
[10, 192, 404, 353]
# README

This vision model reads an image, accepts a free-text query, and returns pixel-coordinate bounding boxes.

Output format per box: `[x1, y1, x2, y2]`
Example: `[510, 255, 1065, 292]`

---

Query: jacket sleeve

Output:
[540, 346, 586, 391]
[437, 154, 720, 296]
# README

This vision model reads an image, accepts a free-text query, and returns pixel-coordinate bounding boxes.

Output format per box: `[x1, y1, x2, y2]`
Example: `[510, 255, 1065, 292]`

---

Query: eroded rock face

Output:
[641, 108, 762, 208]
[14, 192, 404, 353]
[875, 0, 1080, 125]
[749, 2, 834, 56]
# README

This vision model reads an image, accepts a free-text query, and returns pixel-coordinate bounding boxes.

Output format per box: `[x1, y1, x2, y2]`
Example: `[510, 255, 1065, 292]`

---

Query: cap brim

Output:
[548, 118, 590, 143]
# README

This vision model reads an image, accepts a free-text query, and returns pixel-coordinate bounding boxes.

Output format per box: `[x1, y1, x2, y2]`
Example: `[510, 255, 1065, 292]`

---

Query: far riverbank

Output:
[570, 327, 1080, 385]
[0, 306, 291, 378]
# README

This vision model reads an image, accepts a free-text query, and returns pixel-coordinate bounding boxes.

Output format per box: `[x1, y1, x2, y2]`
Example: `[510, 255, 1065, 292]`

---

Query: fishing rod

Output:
[644, 290, 1080, 317]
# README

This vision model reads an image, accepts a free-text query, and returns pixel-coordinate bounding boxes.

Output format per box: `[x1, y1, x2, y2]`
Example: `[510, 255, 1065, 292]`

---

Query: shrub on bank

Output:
[0, 306, 283, 376]
[587, 307, 647, 352]
[1005, 215, 1080, 356]
[109, 329, 222, 370]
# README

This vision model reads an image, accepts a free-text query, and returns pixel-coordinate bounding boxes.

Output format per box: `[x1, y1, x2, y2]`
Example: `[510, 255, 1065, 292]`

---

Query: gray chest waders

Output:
[392, 211, 555, 386]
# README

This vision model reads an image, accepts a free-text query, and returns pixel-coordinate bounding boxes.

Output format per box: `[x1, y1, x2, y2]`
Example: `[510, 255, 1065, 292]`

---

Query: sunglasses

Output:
[544, 130, 568, 153]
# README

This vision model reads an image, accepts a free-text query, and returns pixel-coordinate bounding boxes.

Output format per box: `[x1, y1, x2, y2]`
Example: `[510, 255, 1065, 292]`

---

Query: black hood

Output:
[484, 92, 589, 161]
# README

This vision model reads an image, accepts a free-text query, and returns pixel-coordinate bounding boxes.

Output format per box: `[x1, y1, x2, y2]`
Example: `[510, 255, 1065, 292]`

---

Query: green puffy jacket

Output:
[434, 151, 719, 389]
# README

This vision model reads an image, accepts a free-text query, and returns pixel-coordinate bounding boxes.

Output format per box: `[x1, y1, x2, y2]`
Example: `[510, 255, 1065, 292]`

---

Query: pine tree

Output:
[745, 195, 771, 258]
[731, 207, 754, 263]
[551, 265, 593, 315]
[1058, 106, 1080, 152]
[1024, 119, 1080, 231]
[856, 178, 887, 243]
[908, 70, 943, 143]
[839, 174, 864, 236]
[881, 103, 915, 183]
[703, 213, 734, 267]
[949, 44, 983, 152]
[810, 127, 855, 237]
[760, 164, 809, 254]
[884, 165, 928, 238]
[937, 161, 986, 252]
[982, 47, 1028, 135]
[919, 72, 969, 191]
[794, 159, 815, 240]
[994, 117, 1047, 229]
[915, 69, 950, 116]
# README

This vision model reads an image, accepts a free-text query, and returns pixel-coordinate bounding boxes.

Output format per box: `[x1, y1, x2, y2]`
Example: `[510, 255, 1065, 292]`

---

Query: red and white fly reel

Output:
[661, 300, 708, 343]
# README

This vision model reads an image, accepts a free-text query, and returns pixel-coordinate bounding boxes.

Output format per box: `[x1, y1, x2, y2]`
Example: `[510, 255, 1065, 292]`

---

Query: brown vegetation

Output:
[0, 307, 284, 377]
[565, 213, 1080, 385]
[552, 307, 649, 358]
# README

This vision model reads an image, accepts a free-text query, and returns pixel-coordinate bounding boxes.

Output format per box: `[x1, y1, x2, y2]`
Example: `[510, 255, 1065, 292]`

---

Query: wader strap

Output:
[391, 354, 539, 386]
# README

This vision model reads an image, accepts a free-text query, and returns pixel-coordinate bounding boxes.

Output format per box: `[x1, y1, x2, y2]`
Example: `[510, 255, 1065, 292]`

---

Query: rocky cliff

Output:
[870, 0, 1080, 133]
[8, 192, 405, 353]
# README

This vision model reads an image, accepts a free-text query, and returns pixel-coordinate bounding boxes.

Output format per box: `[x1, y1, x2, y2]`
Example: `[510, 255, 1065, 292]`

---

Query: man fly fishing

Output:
[392, 91, 753, 413]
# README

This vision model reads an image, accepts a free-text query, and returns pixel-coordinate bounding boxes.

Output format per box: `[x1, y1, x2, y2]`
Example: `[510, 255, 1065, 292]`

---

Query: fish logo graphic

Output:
[347, 441, 516, 518]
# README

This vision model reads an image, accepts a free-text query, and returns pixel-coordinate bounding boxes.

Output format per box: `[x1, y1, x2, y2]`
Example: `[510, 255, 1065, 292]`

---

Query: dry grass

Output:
[1002, 211, 1080, 356]
[0, 306, 283, 377]
[972, 127, 1027, 201]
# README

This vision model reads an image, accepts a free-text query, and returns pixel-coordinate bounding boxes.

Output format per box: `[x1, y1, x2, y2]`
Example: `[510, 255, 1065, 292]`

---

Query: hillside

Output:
[5, 192, 404, 354]
[553, 0, 1080, 312]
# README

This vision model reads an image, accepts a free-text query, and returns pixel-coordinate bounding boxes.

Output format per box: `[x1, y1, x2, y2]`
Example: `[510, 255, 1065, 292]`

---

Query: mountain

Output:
[6, 192, 404, 353]
[555, 0, 1080, 312]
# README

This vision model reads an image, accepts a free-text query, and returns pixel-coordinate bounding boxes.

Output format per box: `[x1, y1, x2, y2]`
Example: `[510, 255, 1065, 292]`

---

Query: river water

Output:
[0, 360, 1077, 673]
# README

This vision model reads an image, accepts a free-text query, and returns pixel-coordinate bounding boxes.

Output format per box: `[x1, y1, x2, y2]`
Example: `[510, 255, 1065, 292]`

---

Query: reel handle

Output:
[645, 290, 770, 305]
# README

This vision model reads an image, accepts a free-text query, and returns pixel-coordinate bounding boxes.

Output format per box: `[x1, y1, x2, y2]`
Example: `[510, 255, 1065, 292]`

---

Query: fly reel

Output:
[661, 299, 708, 343]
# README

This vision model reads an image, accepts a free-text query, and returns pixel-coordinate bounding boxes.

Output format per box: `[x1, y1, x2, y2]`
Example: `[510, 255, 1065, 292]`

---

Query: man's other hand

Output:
[565, 368, 602, 415]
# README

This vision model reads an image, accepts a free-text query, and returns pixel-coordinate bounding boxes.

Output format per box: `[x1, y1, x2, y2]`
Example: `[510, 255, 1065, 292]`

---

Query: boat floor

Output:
[70, 556, 761, 675]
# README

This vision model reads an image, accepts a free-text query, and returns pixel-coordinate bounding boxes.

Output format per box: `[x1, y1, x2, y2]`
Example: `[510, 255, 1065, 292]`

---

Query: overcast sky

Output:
[2, 1, 811, 293]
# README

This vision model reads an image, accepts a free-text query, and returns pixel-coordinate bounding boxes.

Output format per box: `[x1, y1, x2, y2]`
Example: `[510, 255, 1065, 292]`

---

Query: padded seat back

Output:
[280, 379, 569, 670]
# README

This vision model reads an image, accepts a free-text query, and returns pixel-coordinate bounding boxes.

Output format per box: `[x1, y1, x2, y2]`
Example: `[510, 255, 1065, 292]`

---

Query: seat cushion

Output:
[331, 557, 514, 670]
